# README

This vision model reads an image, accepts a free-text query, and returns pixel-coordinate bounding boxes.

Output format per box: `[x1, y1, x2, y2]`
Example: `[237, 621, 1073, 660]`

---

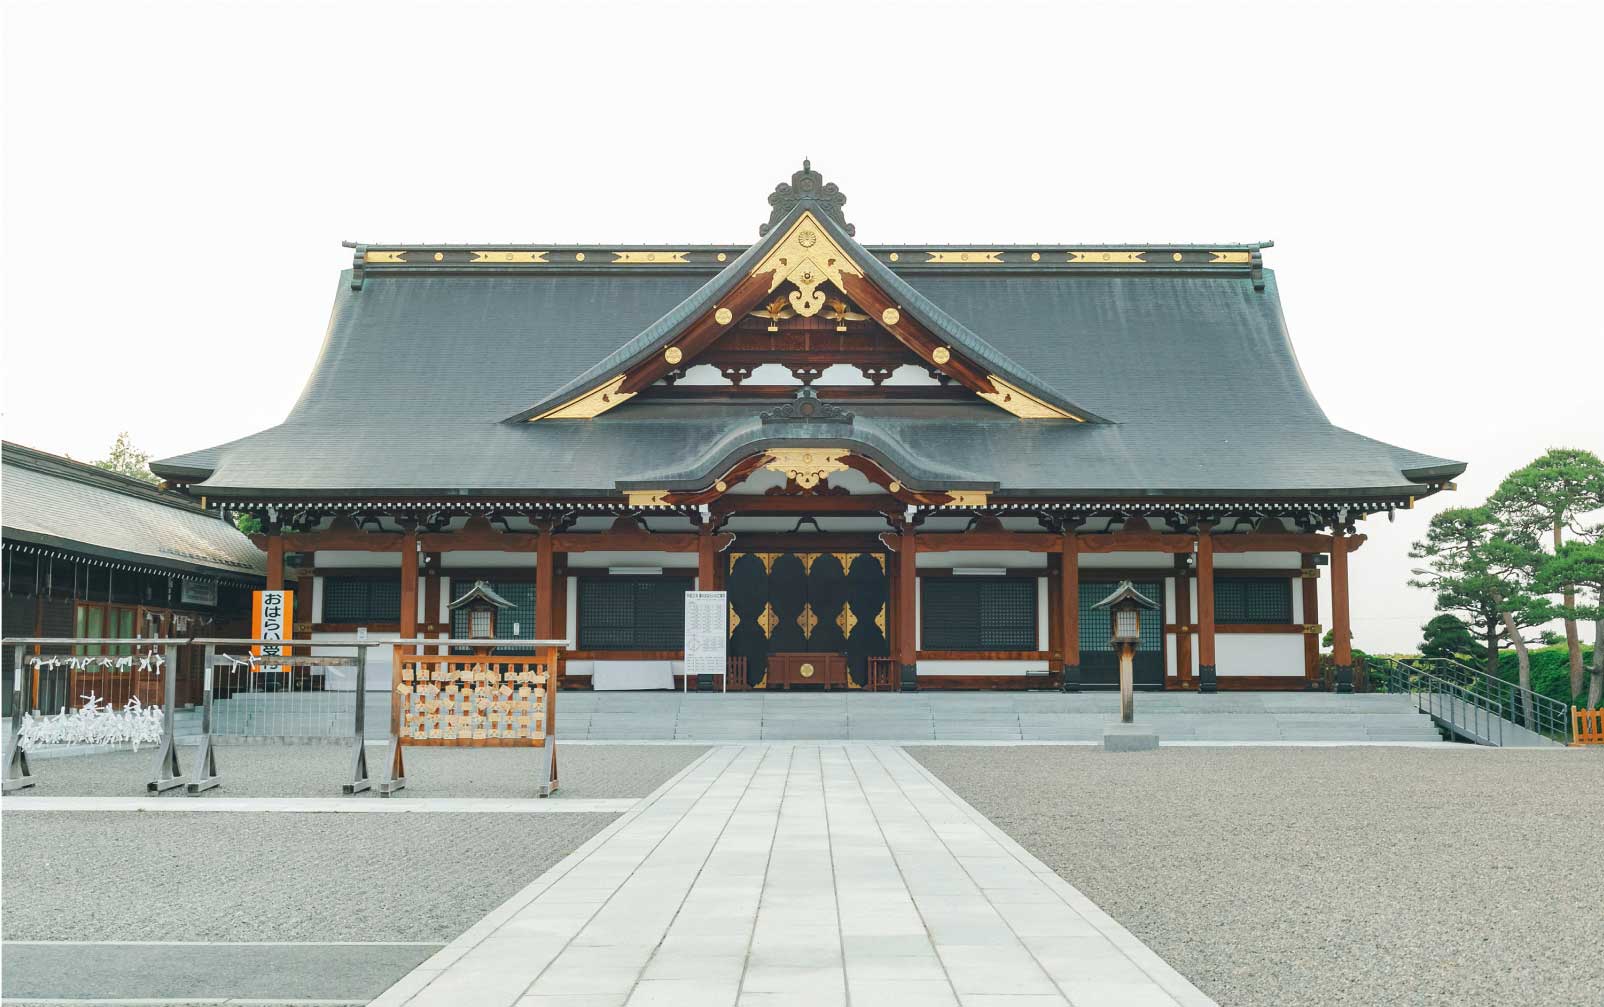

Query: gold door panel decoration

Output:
[799, 552, 821, 575]
[728, 604, 741, 637]
[757, 602, 779, 639]
[756, 552, 781, 575]
[797, 603, 819, 639]
[874, 603, 887, 636]
[836, 602, 858, 639]
[873, 553, 886, 573]
[799, 662, 815, 678]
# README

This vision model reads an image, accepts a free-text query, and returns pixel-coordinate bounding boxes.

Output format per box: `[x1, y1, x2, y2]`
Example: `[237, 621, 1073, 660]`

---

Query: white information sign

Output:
[683, 591, 728, 692]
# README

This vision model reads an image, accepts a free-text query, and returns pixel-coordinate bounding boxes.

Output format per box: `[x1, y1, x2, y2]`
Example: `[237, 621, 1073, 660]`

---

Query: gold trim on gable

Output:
[363, 250, 407, 264]
[764, 448, 851, 490]
[1069, 250, 1145, 264]
[626, 490, 670, 507]
[1209, 250, 1252, 264]
[978, 375, 1080, 420]
[750, 210, 863, 318]
[532, 374, 635, 421]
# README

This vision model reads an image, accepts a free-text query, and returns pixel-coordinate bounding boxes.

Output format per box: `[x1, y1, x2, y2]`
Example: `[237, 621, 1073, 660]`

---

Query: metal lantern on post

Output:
[1092, 581, 1159, 725]
[448, 581, 516, 655]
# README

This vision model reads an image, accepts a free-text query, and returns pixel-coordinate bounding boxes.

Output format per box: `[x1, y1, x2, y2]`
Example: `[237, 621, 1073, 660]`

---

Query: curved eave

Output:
[613, 419, 997, 495]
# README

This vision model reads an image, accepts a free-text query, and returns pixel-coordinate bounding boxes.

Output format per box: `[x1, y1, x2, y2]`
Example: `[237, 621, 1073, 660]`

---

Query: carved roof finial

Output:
[761, 160, 853, 238]
[760, 386, 854, 425]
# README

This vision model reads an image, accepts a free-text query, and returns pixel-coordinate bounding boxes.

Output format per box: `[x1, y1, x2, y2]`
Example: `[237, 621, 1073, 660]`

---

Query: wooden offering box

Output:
[767, 652, 849, 689]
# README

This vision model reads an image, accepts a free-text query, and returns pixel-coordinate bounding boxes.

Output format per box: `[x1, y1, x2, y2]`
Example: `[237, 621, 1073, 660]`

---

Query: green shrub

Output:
[1496, 644, 1595, 706]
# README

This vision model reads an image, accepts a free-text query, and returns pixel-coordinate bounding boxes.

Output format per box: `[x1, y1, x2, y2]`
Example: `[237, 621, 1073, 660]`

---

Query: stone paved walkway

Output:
[370, 744, 1214, 1007]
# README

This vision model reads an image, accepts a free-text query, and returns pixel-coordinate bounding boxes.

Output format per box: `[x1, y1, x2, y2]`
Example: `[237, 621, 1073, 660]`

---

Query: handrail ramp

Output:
[1370, 657, 1567, 747]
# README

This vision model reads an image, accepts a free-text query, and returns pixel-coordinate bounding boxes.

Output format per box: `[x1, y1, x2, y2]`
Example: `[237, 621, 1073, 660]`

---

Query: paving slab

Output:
[366, 744, 1216, 1007]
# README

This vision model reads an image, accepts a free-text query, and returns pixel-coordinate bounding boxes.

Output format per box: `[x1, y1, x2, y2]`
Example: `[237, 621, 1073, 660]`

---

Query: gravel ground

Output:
[911, 745, 1604, 1007]
[3, 742, 708, 800]
[1, 810, 617, 942]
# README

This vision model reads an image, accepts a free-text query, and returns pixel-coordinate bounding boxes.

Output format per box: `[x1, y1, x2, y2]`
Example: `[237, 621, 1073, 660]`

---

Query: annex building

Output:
[152, 163, 1463, 694]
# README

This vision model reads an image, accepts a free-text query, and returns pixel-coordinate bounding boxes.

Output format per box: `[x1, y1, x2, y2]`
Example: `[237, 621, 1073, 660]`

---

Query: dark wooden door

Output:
[1079, 579, 1166, 689]
[725, 550, 889, 687]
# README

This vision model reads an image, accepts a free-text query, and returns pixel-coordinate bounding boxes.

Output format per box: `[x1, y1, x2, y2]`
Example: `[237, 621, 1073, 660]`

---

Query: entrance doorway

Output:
[727, 551, 890, 688]
[1078, 579, 1166, 689]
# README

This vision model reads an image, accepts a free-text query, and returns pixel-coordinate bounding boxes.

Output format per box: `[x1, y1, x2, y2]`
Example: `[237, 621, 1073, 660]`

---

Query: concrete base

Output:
[1103, 722, 1160, 752]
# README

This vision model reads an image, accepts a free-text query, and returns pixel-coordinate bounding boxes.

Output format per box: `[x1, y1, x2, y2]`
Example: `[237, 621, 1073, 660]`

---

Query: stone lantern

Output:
[1092, 580, 1159, 750]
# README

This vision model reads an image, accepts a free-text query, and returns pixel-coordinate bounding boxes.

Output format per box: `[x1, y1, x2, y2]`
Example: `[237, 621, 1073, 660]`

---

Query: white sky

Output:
[3, 0, 1599, 652]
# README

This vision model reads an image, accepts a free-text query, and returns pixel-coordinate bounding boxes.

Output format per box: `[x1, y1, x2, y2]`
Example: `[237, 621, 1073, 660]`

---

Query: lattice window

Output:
[1214, 578, 1292, 624]
[1079, 581, 1163, 653]
[577, 577, 692, 650]
[321, 576, 401, 623]
[921, 578, 1038, 650]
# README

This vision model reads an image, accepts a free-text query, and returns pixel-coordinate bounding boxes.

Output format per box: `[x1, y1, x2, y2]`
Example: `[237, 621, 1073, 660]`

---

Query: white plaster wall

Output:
[566, 576, 578, 646]
[1214, 551, 1301, 569]
[564, 551, 698, 569]
[1291, 581, 1305, 623]
[1037, 577, 1049, 650]
[440, 551, 536, 569]
[1078, 551, 1174, 569]
[316, 550, 401, 568]
[311, 633, 392, 691]
[1216, 634, 1305, 677]
[916, 660, 1051, 676]
[916, 551, 1047, 570]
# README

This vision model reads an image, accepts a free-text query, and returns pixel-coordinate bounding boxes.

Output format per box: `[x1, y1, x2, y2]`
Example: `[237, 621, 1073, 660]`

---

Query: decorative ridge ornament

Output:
[760, 159, 854, 237]
[761, 387, 853, 425]
[763, 447, 851, 490]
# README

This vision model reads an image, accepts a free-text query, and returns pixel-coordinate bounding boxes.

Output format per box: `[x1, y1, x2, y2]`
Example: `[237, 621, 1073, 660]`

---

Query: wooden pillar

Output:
[1060, 530, 1080, 692]
[399, 530, 418, 655]
[535, 526, 556, 640]
[265, 532, 285, 592]
[697, 527, 716, 591]
[1331, 530, 1353, 692]
[1196, 524, 1217, 693]
[1174, 566, 1192, 688]
[1301, 555, 1320, 689]
[1046, 554, 1062, 677]
[898, 523, 917, 691]
[423, 554, 442, 655]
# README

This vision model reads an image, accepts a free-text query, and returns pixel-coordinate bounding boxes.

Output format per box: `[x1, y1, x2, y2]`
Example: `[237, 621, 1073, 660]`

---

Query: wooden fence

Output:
[1572, 707, 1604, 746]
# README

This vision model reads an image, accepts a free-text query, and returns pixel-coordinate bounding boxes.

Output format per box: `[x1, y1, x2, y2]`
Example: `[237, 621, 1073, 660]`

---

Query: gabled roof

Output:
[3, 442, 265, 579]
[151, 163, 1466, 507]
[511, 178, 1098, 423]
[1092, 581, 1161, 611]
[448, 580, 517, 610]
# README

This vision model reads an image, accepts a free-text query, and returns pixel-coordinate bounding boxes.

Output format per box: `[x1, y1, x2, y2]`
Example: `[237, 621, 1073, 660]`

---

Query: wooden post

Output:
[1301, 555, 1321, 689]
[399, 530, 418, 655]
[1331, 530, 1353, 692]
[1061, 530, 1080, 692]
[697, 526, 716, 591]
[1174, 567, 1192, 689]
[1196, 524, 1217, 693]
[265, 532, 285, 592]
[898, 522, 917, 691]
[535, 526, 556, 640]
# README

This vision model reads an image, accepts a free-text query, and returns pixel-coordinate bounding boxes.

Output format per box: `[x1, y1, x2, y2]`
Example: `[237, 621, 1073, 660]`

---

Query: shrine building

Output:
[151, 163, 1464, 694]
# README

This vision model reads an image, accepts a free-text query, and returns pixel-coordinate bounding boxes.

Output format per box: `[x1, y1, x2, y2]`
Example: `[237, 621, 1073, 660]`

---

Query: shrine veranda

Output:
[147, 162, 1466, 700]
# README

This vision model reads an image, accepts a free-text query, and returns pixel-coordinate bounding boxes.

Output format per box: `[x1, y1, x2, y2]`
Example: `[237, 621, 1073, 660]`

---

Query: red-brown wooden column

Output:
[535, 526, 556, 640]
[1301, 555, 1321, 688]
[1060, 530, 1081, 692]
[1174, 567, 1193, 689]
[1196, 524, 1217, 693]
[265, 533, 285, 592]
[898, 523, 917, 691]
[697, 526, 717, 591]
[399, 530, 418, 655]
[1331, 530, 1353, 692]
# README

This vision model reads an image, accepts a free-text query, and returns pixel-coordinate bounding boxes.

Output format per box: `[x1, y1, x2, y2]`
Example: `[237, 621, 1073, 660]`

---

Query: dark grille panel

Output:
[1215, 577, 1293, 624]
[321, 576, 401, 623]
[577, 577, 692, 650]
[921, 578, 1037, 651]
[1079, 580, 1163, 653]
[449, 579, 535, 651]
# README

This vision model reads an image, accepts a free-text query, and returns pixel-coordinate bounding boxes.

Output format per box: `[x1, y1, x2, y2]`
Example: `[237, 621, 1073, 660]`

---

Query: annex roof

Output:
[3, 442, 266, 580]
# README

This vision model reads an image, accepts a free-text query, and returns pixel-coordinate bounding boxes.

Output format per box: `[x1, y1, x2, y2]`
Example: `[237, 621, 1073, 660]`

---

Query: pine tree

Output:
[1489, 449, 1604, 699]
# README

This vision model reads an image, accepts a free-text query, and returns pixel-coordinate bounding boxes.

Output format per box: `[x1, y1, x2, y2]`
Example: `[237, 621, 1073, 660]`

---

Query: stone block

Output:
[1102, 722, 1159, 751]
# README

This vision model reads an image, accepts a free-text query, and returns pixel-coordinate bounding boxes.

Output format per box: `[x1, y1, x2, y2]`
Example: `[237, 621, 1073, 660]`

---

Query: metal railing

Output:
[1369, 655, 1571, 745]
[3, 636, 567, 796]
